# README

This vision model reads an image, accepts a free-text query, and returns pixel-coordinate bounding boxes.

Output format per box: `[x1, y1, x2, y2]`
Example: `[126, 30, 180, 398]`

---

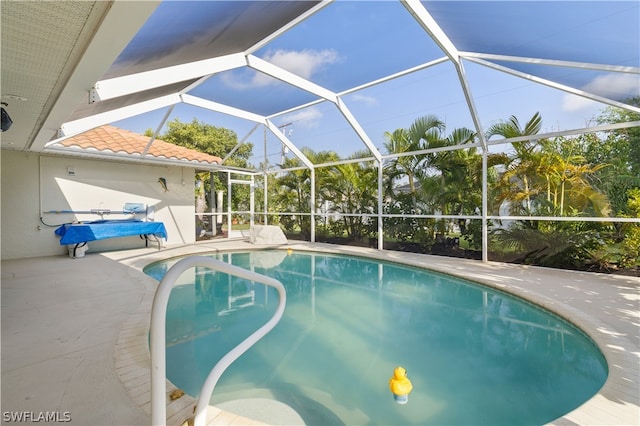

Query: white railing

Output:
[150, 256, 286, 426]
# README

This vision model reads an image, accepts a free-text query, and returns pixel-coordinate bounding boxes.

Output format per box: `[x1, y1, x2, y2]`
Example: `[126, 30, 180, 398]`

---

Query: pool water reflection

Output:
[144, 250, 607, 425]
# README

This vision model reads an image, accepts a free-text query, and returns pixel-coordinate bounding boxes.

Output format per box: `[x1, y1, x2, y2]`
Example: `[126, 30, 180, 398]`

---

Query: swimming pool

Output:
[144, 250, 607, 425]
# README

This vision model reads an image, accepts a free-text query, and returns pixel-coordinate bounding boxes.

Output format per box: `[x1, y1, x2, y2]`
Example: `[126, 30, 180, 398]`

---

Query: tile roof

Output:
[56, 125, 222, 165]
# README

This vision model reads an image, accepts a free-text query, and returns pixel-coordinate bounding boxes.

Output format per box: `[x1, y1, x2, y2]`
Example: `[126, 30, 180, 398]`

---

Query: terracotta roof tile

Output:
[57, 125, 222, 165]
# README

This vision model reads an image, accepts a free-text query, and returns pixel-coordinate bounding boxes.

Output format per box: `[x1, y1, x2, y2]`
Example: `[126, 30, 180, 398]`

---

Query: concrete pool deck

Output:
[1, 240, 638, 425]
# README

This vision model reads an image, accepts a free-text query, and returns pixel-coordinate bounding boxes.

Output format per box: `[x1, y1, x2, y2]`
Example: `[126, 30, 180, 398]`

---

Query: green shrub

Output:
[619, 188, 640, 267]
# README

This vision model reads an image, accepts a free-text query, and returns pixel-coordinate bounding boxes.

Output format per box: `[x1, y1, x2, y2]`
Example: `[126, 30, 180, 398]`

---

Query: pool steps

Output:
[149, 256, 286, 426]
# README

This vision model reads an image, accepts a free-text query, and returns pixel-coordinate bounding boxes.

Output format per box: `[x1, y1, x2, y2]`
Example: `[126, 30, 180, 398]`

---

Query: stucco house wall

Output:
[1, 150, 196, 260]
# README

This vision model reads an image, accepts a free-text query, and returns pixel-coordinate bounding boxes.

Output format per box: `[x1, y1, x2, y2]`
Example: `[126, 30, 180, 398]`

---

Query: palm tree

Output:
[486, 112, 544, 215]
[383, 128, 415, 195]
[383, 115, 445, 203]
[537, 138, 611, 216]
[429, 127, 477, 214]
[486, 112, 542, 155]
[415, 126, 490, 241]
[322, 151, 378, 238]
[275, 148, 339, 237]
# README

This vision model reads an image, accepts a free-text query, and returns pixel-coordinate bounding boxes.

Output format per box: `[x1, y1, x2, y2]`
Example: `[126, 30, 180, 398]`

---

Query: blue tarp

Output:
[55, 219, 167, 245]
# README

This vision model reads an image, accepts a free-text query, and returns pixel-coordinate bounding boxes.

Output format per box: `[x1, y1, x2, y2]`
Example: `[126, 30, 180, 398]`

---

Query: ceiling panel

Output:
[187, 69, 321, 117]
[103, 1, 321, 79]
[424, 1, 640, 66]
[253, 1, 447, 92]
[487, 61, 640, 105]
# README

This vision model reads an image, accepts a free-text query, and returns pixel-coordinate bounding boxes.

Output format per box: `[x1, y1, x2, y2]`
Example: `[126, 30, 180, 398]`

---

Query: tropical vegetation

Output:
[165, 100, 640, 273]
[266, 101, 639, 273]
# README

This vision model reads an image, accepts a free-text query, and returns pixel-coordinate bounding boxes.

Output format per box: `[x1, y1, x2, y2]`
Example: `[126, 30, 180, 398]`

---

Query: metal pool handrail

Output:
[149, 255, 287, 426]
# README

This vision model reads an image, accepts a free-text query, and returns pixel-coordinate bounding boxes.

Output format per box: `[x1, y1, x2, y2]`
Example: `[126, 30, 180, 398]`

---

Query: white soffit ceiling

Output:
[1, 1, 160, 151]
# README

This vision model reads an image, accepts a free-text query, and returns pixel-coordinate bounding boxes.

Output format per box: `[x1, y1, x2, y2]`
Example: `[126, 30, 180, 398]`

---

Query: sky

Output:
[112, 0, 640, 168]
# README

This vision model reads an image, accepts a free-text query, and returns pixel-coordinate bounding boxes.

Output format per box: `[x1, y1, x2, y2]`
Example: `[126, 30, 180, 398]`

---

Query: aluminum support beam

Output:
[401, 0, 487, 150]
[460, 52, 640, 74]
[378, 160, 384, 250]
[401, 0, 460, 64]
[311, 169, 316, 243]
[265, 120, 314, 169]
[181, 94, 267, 123]
[247, 1, 334, 54]
[336, 98, 382, 162]
[454, 59, 488, 150]
[247, 55, 338, 102]
[55, 93, 181, 139]
[466, 56, 640, 114]
[91, 53, 246, 102]
[482, 149, 488, 263]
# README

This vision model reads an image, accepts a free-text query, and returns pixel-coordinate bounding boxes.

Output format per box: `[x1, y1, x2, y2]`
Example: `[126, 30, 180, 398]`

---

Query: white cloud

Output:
[222, 49, 339, 90]
[349, 93, 379, 106]
[220, 68, 268, 90]
[222, 48, 339, 90]
[282, 107, 323, 129]
[563, 73, 640, 111]
[562, 93, 602, 112]
[263, 48, 339, 79]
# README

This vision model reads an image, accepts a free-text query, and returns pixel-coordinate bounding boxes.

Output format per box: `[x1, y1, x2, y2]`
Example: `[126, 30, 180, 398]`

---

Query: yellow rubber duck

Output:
[389, 366, 413, 404]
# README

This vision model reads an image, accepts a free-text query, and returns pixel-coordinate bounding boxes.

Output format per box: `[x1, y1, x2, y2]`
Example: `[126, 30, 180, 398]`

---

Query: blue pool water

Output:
[144, 250, 607, 425]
